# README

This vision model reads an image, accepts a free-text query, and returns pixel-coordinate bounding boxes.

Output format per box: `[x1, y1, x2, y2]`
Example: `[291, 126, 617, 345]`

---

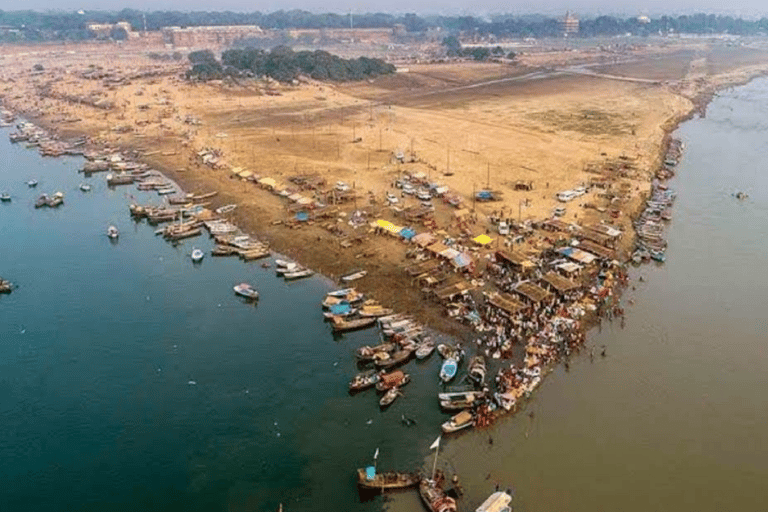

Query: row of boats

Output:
[632, 182, 676, 264]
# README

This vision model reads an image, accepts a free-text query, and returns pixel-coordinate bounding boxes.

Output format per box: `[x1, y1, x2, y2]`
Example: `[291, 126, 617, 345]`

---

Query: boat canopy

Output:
[365, 466, 376, 480]
[475, 491, 512, 512]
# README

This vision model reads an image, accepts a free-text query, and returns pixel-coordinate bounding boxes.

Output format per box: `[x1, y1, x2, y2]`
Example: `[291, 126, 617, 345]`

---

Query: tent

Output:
[412, 232, 436, 247]
[452, 252, 473, 269]
[257, 177, 277, 189]
[376, 219, 403, 234]
[400, 227, 416, 240]
[473, 234, 493, 245]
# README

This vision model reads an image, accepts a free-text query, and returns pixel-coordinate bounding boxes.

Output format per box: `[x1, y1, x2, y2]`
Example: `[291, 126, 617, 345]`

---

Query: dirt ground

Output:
[3, 38, 768, 332]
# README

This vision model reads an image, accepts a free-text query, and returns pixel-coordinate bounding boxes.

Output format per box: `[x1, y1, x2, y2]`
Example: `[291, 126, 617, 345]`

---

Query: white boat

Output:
[439, 358, 458, 383]
[341, 270, 368, 282]
[284, 268, 314, 280]
[441, 410, 474, 433]
[107, 225, 119, 239]
[79, 183, 91, 192]
[26, 179, 38, 188]
[415, 339, 436, 359]
[156, 187, 176, 195]
[0, 192, 10, 202]
[233, 283, 259, 300]
[215, 204, 237, 215]
[191, 248, 205, 262]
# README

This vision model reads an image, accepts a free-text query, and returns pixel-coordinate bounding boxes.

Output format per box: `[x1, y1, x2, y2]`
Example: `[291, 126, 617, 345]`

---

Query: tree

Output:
[441, 35, 462, 56]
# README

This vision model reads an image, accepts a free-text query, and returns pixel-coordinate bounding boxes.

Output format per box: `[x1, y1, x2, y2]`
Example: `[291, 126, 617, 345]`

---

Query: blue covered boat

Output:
[439, 358, 458, 383]
[323, 301, 356, 319]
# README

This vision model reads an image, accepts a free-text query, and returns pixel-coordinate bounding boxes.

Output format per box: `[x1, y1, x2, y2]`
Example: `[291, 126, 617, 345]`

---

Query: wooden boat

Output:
[215, 204, 237, 215]
[156, 187, 176, 195]
[439, 358, 458, 383]
[106, 173, 134, 186]
[326, 287, 356, 298]
[475, 492, 512, 512]
[0, 279, 12, 294]
[379, 387, 401, 408]
[48, 192, 64, 207]
[419, 478, 457, 512]
[26, 180, 38, 188]
[358, 301, 393, 318]
[331, 316, 376, 332]
[275, 261, 299, 275]
[415, 339, 436, 359]
[468, 355, 486, 384]
[166, 228, 201, 241]
[356, 467, 419, 490]
[375, 349, 412, 369]
[191, 248, 205, 262]
[233, 283, 259, 300]
[190, 191, 217, 201]
[441, 410, 474, 434]
[341, 270, 368, 282]
[107, 225, 119, 239]
[284, 268, 314, 280]
[34, 194, 49, 208]
[439, 391, 485, 411]
[348, 369, 380, 391]
[323, 301, 356, 319]
[0, 192, 10, 202]
[355, 343, 395, 362]
[375, 370, 410, 391]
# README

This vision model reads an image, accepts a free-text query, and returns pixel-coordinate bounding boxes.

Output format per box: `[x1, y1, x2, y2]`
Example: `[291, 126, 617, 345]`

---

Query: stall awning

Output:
[376, 219, 403, 234]
[558, 247, 597, 265]
[473, 234, 493, 245]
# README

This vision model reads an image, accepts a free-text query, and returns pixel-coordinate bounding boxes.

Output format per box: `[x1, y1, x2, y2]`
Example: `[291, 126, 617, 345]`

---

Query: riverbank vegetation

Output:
[187, 47, 395, 83]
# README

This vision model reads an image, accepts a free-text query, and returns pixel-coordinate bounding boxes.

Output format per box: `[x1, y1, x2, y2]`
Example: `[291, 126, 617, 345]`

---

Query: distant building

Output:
[561, 12, 579, 36]
[162, 25, 264, 48]
[637, 15, 651, 24]
[86, 21, 137, 39]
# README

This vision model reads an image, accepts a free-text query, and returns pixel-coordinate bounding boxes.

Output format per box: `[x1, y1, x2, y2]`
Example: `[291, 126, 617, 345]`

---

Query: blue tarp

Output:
[329, 302, 351, 315]
[366, 466, 376, 480]
[295, 211, 309, 222]
[476, 190, 493, 200]
[558, 247, 574, 256]
[400, 227, 416, 240]
[453, 253, 472, 268]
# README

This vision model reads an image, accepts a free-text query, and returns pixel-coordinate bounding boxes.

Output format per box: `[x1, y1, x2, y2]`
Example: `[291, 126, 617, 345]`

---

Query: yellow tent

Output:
[376, 219, 403, 234]
[473, 234, 493, 245]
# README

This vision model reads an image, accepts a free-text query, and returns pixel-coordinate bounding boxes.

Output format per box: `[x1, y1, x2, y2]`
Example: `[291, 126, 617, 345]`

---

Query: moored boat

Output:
[419, 478, 457, 512]
[0, 278, 12, 294]
[0, 192, 10, 202]
[355, 343, 395, 362]
[215, 204, 237, 215]
[375, 370, 411, 391]
[233, 283, 259, 300]
[356, 466, 419, 490]
[107, 225, 119, 239]
[441, 410, 474, 433]
[26, 179, 38, 188]
[415, 339, 436, 359]
[439, 358, 458, 383]
[79, 183, 91, 192]
[379, 387, 402, 408]
[191, 248, 205, 262]
[283, 268, 314, 280]
[374, 349, 413, 369]
[349, 369, 381, 391]
[341, 270, 368, 282]
[331, 315, 376, 332]
[468, 355, 486, 384]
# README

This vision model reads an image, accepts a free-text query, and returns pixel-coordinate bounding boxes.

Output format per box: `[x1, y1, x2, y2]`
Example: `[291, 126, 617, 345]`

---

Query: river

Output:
[2, 77, 768, 512]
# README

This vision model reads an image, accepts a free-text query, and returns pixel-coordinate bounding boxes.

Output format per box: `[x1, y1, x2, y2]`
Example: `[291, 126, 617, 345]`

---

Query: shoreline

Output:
[4, 50, 768, 509]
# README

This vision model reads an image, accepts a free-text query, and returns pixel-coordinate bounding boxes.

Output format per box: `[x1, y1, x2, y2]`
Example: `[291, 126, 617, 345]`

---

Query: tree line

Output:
[2, 10, 768, 42]
[186, 47, 396, 83]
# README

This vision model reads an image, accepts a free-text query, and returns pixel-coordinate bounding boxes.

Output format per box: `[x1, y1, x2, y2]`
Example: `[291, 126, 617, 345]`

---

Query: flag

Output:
[429, 436, 441, 450]
[373, 448, 379, 460]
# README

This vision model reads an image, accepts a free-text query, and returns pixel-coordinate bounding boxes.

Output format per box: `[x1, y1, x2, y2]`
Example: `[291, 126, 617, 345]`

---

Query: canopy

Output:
[452, 252, 473, 268]
[230, 167, 243, 175]
[257, 177, 277, 188]
[473, 234, 493, 245]
[376, 219, 403, 234]
[558, 247, 597, 265]
[295, 211, 309, 222]
[365, 466, 376, 480]
[400, 227, 416, 240]
[238, 170, 253, 179]
[412, 232, 436, 247]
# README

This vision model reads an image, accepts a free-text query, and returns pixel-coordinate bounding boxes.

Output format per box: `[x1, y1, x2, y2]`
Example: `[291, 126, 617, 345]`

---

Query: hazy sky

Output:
[1, 0, 766, 18]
